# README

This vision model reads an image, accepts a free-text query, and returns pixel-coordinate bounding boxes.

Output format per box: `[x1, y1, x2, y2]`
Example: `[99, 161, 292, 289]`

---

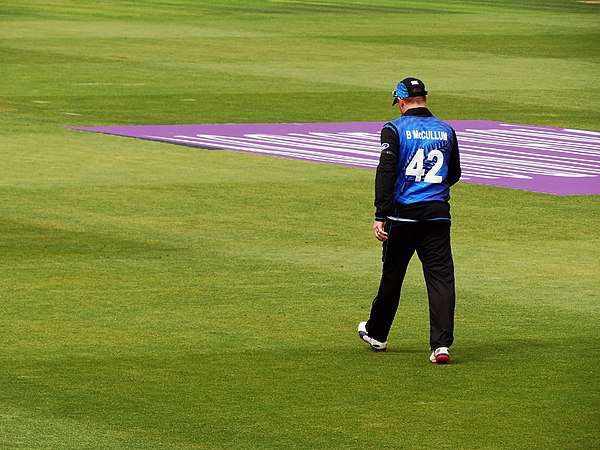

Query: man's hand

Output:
[373, 220, 388, 242]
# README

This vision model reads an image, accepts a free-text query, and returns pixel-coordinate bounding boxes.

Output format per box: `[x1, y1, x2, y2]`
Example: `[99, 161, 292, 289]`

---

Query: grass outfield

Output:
[1, 1, 599, 448]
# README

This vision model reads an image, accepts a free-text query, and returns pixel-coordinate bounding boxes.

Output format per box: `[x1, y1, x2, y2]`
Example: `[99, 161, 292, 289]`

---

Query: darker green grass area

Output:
[330, 32, 600, 60]
[0, 91, 387, 128]
[2, 0, 597, 21]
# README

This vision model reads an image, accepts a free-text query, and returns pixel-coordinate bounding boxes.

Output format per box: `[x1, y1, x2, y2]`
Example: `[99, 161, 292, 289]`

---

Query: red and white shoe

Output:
[430, 347, 450, 364]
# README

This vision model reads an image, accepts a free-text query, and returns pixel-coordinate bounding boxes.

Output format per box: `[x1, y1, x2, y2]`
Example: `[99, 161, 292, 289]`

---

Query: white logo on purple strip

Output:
[71, 121, 600, 196]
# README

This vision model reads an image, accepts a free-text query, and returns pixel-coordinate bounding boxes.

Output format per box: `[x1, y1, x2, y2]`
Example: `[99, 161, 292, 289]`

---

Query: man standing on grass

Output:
[358, 77, 461, 364]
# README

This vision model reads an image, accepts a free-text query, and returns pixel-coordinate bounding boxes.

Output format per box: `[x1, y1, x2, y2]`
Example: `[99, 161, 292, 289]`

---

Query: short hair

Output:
[402, 95, 427, 104]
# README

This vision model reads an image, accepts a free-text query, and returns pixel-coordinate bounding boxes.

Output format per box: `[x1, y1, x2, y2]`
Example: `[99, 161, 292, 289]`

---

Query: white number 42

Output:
[405, 148, 444, 183]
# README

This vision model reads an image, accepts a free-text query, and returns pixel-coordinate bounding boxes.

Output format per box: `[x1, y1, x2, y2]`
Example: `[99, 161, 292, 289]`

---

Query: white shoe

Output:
[430, 347, 450, 364]
[357, 322, 387, 352]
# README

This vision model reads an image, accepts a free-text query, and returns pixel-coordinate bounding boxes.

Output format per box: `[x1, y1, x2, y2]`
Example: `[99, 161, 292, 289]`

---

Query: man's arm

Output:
[374, 126, 399, 221]
[373, 126, 399, 242]
[447, 129, 461, 186]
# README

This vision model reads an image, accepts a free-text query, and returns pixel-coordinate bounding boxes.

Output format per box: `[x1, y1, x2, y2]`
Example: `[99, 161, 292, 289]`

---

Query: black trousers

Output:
[366, 220, 456, 350]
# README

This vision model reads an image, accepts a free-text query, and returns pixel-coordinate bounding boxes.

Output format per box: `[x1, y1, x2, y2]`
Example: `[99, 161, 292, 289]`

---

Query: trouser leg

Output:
[367, 222, 416, 342]
[416, 221, 456, 350]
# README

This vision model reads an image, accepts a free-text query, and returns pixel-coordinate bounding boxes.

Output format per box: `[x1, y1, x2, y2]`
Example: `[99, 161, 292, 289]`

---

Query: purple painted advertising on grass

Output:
[71, 121, 600, 196]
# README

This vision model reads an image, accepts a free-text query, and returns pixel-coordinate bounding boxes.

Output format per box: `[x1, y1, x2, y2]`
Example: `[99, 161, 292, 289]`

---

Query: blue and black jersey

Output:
[375, 107, 461, 222]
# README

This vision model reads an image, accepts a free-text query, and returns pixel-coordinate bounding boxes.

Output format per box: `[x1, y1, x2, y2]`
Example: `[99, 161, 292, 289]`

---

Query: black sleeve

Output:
[374, 126, 399, 221]
[447, 129, 462, 186]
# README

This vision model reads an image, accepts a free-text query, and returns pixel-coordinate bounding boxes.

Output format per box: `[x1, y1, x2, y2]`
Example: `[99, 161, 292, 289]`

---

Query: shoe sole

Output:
[435, 355, 450, 364]
[358, 331, 387, 352]
[369, 344, 387, 353]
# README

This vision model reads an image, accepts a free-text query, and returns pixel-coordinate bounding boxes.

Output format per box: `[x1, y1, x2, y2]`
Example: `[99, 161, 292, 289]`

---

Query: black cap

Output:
[392, 77, 428, 105]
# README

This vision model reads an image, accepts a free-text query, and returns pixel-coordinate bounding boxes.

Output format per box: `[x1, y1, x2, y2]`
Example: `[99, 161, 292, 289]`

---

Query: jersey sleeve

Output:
[446, 129, 462, 186]
[374, 125, 399, 221]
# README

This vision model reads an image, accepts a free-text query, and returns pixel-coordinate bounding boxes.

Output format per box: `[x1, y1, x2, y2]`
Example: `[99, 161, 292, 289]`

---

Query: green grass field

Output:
[1, 1, 599, 448]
